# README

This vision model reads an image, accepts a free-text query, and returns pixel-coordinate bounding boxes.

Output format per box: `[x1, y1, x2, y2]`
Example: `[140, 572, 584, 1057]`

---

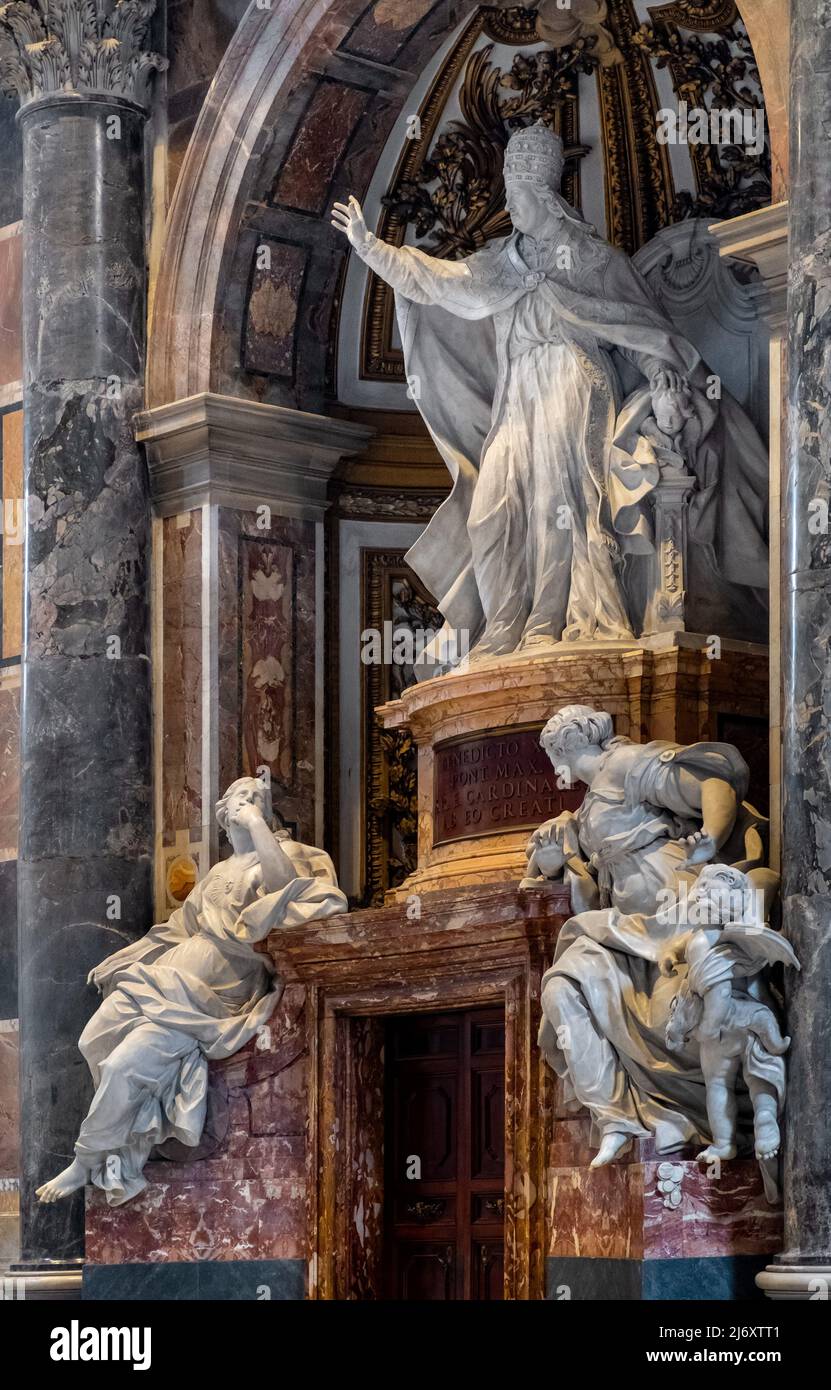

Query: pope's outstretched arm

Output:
[331, 195, 485, 311]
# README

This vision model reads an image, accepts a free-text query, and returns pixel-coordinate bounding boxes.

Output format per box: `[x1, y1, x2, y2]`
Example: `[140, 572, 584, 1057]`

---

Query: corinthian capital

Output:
[0, 0, 167, 109]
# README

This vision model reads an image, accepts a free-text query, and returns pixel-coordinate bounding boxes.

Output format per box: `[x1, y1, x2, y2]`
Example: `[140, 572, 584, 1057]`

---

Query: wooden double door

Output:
[384, 1006, 506, 1300]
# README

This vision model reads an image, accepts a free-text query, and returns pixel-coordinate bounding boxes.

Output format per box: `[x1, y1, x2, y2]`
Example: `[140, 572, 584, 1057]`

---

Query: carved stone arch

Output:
[146, 0, 347, 407]
[146, 0, 484, 409]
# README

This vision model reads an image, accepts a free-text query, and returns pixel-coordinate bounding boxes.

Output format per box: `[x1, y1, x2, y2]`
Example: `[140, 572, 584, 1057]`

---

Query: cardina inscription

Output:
[432, 727, 583, 847]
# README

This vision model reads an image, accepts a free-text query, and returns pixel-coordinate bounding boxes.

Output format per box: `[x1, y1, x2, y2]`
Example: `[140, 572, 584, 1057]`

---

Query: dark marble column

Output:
[0, 2, 166, 1280]
[15, 92, 153, 1271]
[758, 0, 831, 1300]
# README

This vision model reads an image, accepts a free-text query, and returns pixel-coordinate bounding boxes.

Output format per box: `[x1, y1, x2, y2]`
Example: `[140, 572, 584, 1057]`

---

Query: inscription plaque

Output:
[432, 726, 583, 848]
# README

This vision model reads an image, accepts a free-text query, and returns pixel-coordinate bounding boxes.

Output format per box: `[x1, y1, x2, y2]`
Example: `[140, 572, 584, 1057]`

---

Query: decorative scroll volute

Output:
[0, 0, 167, 108]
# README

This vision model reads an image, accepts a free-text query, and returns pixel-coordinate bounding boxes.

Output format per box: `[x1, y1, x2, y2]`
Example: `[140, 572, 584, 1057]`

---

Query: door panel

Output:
[399, 1243, 456, 1301]
[400, 1077, 457, 1180]
[472, 1070, 505, 1178]
[384, 1006, 505, 1300]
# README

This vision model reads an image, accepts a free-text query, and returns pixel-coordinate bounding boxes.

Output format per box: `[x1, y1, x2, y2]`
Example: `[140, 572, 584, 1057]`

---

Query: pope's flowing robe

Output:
[358, 217, 768, 666]
[76, 839, 347, 1204]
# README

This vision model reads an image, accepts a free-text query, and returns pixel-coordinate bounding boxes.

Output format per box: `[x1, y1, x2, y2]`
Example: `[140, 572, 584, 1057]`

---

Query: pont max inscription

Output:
[433, 727, 582, 847]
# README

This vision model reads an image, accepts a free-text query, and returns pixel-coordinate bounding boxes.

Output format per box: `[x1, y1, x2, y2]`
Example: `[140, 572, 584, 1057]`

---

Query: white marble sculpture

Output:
[36, 777, 347, 1206]
[662, 863, 798, 1198]
[523, 704, 764, 913]
[532, 705, 788, 1178]
[332, 123, 768, 672]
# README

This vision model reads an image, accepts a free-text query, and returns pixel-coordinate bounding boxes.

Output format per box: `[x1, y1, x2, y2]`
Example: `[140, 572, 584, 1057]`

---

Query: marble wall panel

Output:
[0, 1183, 17, 1264]
[0, 110, 21, 228]
[643, 1159, 783, 1260]
[84, 1257, 305, 1300]
[547, 1155, 783, 1264]
[2, 406, 23, 661]
[271, 80, 371, 215]
[166, 0, 241, 98]
[0, 672, 19, 858]
[0, 232, 21, 390]
[548, 1162, 646, 1261]
[0, 859, 16, 1017]
[246, 1055, 306, 1138]
[218, 511, 317, 843]
[86, 1020, 310, 1266]
[241, 539, 295, 791]
[340, 0, 436, 63]
[160, 511, 202, 844]
[0, 1023, 18, 1176]
[0, 1021, 19, 1266]
[87, 1172, 306, 1265]
[243, 241, 308, 380]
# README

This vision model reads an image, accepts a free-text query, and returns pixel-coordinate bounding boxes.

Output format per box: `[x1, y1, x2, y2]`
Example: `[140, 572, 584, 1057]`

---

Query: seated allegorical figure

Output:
[523, 703, 766, 914]
[36, 776, 347, 1207]
[662, 863, 798, 1198]
[533, 705, 773, 1169]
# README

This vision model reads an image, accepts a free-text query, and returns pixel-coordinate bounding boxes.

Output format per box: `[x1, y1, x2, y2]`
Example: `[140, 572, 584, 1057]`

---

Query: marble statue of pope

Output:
[332, 122, 768, 671]
[36, 777, 347, 1206]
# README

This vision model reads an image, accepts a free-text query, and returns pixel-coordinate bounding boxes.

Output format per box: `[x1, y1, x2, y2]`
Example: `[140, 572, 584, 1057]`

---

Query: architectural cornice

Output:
[0, 0, 166, 110]
[135, 392, 376, 521]
[709, 201, 789, 334]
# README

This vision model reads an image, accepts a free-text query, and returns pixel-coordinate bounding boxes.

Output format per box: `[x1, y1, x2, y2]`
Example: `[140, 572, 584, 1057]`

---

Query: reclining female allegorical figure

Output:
[36, 775, 347, 1206]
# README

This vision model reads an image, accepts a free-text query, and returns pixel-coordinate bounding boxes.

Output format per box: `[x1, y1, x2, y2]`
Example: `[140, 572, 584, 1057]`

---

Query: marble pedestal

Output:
[378, 635, 769, 898]
[548, 1112, 782, 1301]
[82, 984, 310, 1301]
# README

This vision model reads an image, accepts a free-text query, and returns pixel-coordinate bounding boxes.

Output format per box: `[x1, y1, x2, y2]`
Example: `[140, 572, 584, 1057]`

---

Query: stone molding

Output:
[756, 1264, 831, 1300]
[135, 392, 375, 520]
[709, 201, 789, 334]
[0, 0, 166, 110]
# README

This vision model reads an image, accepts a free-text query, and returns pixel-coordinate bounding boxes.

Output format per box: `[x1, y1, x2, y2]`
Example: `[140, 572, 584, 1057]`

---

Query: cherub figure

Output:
[661, 863, 799, 1197]
[642, 374, 698, 465]
[36, 776, 347, 1206]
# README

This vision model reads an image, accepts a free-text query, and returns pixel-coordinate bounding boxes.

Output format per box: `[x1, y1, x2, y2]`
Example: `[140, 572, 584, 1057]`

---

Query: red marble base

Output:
[549, 1113, 782, 1263]
[85, 987, 309, 1266]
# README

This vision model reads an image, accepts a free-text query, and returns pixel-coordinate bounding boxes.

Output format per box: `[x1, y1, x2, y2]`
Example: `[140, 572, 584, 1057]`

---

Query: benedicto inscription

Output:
[433, 727, 582, 847]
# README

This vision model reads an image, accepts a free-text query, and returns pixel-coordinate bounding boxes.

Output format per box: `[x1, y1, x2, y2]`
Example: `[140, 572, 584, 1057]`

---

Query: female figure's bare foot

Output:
[590, 1132, 632, 1168]
[36, 1158, 89, 1202]
[697, 1142, 737, 1163]
[754, 1114, 781, 1161]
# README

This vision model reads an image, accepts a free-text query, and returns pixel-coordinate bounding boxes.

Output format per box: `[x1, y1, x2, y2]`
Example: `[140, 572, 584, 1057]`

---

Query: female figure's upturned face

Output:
[225, 781, 267, 827]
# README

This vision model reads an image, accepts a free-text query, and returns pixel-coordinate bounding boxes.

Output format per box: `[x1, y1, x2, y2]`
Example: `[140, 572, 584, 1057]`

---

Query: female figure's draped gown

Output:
[537, 737, 765, 1149]
[76, 840, 346, 1204]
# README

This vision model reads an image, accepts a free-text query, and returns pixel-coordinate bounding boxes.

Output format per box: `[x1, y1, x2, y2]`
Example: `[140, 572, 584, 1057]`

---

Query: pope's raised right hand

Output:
[331, 196, 371, 250]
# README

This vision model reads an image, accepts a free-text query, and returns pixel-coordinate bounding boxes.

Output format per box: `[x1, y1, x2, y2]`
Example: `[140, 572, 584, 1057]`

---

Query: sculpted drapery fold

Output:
[333, 123, 768, 671]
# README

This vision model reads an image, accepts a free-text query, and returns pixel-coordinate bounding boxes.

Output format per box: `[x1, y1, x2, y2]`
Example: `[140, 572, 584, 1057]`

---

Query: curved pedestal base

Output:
[756, 1264, 831, 1300]
[379, 636, 769, 901]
